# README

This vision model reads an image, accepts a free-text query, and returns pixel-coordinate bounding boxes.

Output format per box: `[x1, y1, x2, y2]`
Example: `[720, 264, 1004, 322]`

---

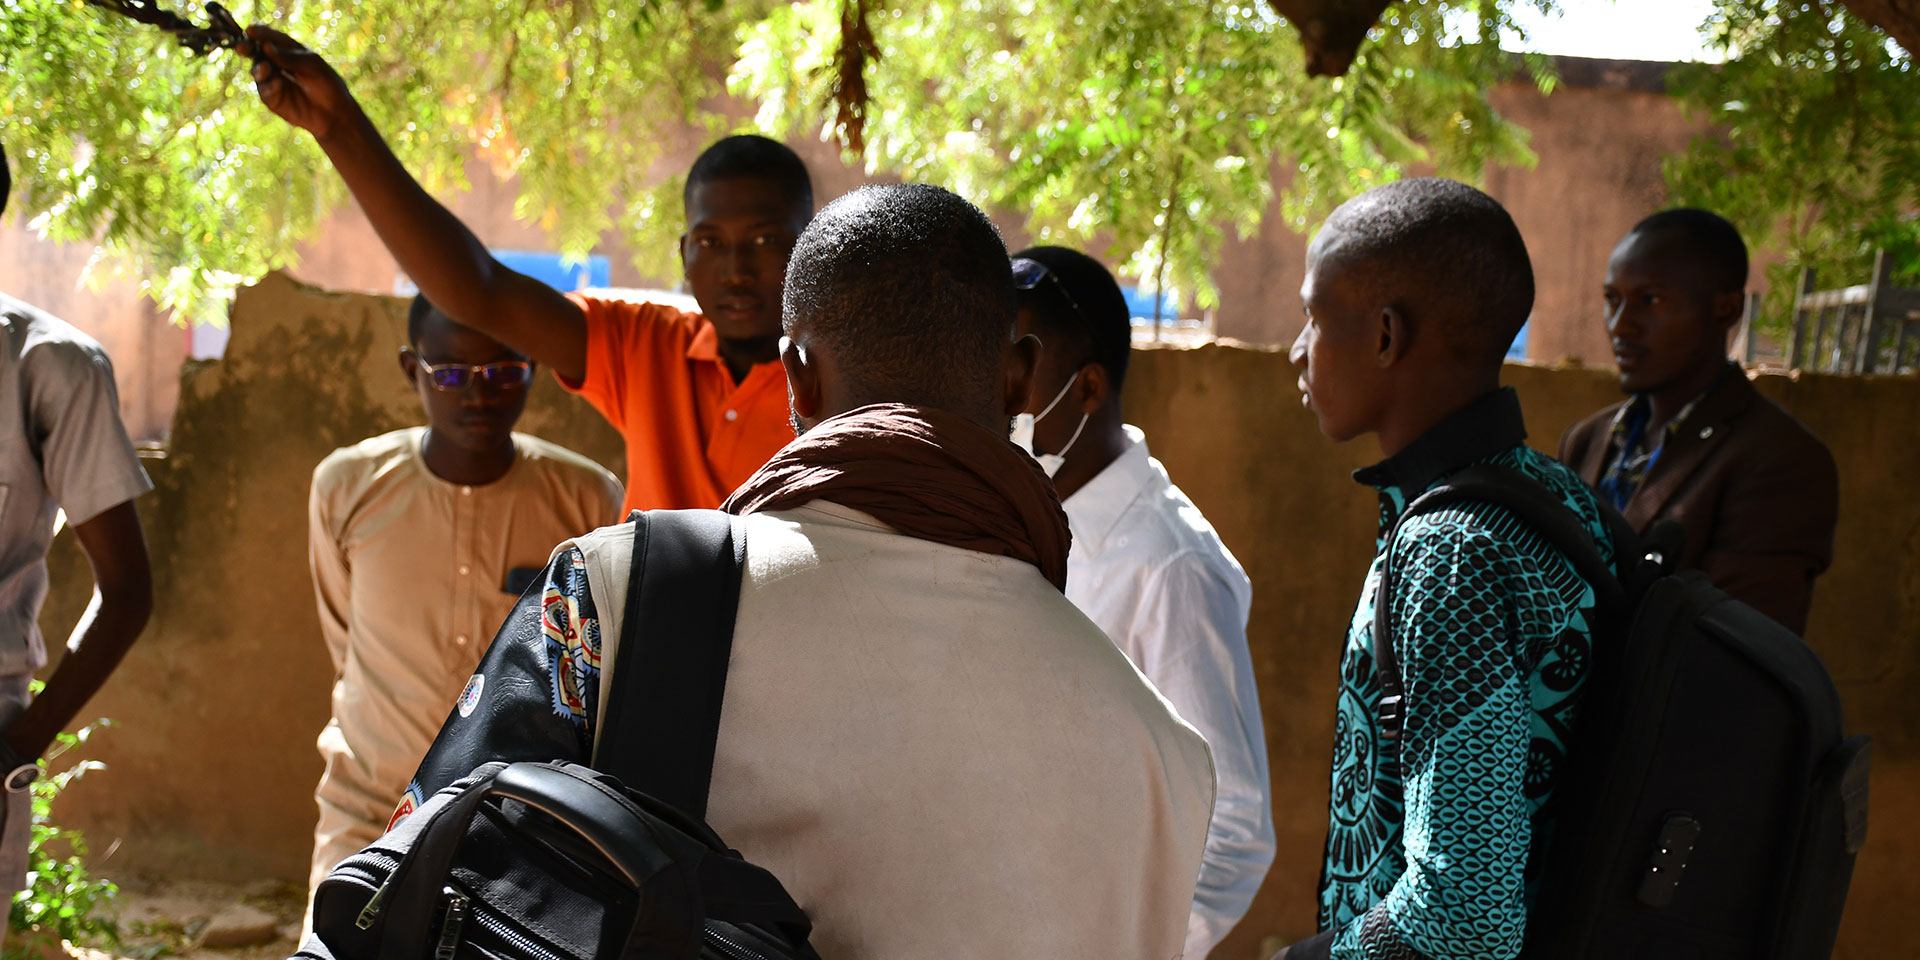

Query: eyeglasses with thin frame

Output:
[1011, 257, 1090, 328]
[405, 350, 535, 392]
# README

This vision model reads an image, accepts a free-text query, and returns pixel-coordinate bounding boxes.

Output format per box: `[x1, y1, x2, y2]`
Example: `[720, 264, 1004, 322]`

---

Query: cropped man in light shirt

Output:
[0, 148, 156, 951]
[1011, 245, 1275, 956]
[304, 296, 622, 913]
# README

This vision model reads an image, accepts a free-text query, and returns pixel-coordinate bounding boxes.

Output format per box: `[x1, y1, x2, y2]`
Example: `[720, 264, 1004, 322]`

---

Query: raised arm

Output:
[241, 27, 589, 383]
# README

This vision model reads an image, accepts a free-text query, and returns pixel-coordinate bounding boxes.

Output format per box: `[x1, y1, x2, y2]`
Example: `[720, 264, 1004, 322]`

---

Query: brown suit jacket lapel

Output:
[1575, 415, 1615, 487]
[1557, 402, 1624, 488]
[1623, 371, 1758, 529]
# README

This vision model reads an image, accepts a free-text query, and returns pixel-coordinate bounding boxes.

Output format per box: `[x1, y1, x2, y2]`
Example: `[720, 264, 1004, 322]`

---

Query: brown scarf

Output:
[722, 403, 1072, 591]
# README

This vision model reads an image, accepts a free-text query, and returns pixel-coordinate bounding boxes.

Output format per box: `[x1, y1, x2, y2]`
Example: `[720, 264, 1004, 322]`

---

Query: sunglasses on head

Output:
[407, 350, 535, 392]
[1011, 257, 1090, 328]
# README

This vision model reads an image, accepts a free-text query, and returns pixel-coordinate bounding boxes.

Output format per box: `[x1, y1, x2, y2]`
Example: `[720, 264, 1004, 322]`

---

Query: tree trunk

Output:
[1838, 0, 1919, 55]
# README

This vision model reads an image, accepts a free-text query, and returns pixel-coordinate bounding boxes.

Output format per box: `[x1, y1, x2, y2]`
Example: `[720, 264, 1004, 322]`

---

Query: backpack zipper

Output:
[336, 849, 401, 881]
[355, 871, 396, 930]
[433, 886, 469, 960]
[345, 856, 405, 929]
[703, 926, 778, 960]
[469, 905, 570, 960]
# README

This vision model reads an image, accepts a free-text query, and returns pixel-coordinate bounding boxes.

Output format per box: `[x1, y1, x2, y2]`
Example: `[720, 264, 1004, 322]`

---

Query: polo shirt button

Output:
[455, 635, 470, 646]
[1699, 426, 1714, 440]
[724, 409, 739, 422]
[458, 565, 471, 576]
[461, 486, 473, 496]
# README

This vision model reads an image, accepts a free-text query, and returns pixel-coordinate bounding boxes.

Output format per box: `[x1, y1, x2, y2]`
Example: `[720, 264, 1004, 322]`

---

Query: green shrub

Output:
[4, 713, 119, 960]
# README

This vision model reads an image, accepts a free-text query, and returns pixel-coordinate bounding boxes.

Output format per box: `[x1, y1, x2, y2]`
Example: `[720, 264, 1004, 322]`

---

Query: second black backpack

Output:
[1375, 464, 1871, 960]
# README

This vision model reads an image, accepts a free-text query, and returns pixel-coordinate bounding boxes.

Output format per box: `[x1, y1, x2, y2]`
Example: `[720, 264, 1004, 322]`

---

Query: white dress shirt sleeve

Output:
[1137, 551, 1276, 959]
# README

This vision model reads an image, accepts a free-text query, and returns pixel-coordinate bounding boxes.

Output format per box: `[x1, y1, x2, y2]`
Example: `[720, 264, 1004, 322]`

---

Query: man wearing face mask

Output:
[1012, 246, 1274, 957]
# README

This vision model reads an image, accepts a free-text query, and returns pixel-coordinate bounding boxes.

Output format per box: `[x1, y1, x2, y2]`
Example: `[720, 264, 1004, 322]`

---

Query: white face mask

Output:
[1009, 372, 1090, 478]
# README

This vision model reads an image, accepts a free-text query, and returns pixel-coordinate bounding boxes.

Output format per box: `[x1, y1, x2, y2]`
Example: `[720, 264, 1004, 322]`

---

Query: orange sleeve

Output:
[560, 294, 653, 435]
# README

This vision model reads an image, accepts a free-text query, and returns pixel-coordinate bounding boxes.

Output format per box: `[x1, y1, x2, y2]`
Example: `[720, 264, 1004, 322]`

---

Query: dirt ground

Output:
[54, 878, 304, 960]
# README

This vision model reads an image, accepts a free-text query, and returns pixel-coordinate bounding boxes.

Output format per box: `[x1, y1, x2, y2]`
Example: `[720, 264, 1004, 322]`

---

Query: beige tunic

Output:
[569, 502, 1217, 959]
[306, 427, 621, 895]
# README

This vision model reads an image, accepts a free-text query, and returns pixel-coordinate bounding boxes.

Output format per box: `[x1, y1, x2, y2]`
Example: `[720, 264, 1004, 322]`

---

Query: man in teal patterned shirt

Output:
[1277, 179, 1616, 960]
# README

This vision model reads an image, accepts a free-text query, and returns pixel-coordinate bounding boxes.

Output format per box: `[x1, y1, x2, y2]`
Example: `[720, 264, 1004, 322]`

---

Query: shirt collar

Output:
[686, 316, 721, 362]
[1062, 424, 1155, 551]
[408, 425, 525, 491]
[1607, 361, 1737, 453]
[1630, 362, 1734, 434]
[1608, 391, 1648, 437]
[1351, 387, 1529, 495]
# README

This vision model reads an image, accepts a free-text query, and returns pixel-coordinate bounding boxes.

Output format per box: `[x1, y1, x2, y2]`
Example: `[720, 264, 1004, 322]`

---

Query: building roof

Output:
[1544, 55, 1677, 94]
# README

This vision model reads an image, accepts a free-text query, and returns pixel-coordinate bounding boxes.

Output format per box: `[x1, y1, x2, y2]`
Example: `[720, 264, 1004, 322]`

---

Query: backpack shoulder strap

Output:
[1373, 463, 1625, 755]
[596, 508, 748, 820]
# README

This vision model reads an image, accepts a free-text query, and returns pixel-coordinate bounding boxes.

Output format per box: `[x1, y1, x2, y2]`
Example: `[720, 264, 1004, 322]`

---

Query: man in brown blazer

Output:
[1560, 208, 1838, 635]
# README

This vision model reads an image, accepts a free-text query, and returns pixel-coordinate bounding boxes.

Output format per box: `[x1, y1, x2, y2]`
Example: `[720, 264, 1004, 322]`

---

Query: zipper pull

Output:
[434, 886, 470, 960]
[355, 874, 394, 930]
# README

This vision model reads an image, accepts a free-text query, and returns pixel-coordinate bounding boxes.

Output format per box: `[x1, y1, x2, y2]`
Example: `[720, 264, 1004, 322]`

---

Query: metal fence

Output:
[1783, 250, 1920, 375]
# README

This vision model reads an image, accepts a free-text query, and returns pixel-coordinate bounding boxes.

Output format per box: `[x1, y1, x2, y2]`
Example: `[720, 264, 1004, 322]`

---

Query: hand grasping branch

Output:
[82, 0, 247, 56]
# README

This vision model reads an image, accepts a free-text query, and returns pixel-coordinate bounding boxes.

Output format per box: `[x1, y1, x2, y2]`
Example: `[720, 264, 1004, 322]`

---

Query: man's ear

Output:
[781, 336, 822, 422]
[1078, 362, 1111, 414]
[1376, 305, 1410, 368]
[1002, 333, 1042, 417]
[1712, 289, 1746, 335]
[677, 233, 689, 273]
[399, 347, 419, 387]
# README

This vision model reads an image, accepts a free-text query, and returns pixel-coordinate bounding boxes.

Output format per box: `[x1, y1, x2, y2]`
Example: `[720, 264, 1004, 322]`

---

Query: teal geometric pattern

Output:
[1318, 445, 1614, 960]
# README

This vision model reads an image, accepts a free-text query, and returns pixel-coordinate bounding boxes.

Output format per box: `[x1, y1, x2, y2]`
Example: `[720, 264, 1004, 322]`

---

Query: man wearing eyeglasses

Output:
[1010, 246, 1273, 957]
[302, 295, 622, 920]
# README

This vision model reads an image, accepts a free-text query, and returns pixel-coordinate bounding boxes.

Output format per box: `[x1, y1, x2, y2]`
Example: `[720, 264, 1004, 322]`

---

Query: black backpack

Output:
[1374, 464, 1871, 960]
[298, 509, 821, 960]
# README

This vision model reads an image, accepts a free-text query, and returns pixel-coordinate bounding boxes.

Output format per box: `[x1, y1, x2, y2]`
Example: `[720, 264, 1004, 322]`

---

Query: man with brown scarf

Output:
[403, 184, 1217, 959]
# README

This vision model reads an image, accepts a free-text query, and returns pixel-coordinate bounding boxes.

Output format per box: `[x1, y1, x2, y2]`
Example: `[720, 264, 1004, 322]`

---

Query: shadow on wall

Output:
[37, 273, 1915, 959]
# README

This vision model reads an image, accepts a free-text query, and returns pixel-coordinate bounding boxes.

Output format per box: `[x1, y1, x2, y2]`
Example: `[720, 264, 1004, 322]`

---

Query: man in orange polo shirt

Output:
[244, 30, 805, 510]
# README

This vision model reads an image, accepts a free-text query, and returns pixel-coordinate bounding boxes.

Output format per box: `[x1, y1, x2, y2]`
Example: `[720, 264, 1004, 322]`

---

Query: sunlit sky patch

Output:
[1455, 0, 1726, 63]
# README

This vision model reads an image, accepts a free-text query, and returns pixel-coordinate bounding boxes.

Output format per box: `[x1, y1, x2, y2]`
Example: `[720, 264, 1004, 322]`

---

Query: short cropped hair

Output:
[1013, 246, 1133, 390]
[1627, 208, 1749, 294]
[684, 135, 813, 216]
[406, 294, 441, 346]
[784, 184, 1015, 405]
[1314, 177, 1534, 363]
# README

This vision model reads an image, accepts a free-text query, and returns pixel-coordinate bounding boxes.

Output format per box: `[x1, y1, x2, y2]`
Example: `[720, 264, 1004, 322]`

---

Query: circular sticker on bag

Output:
[457, 674, 485, 718]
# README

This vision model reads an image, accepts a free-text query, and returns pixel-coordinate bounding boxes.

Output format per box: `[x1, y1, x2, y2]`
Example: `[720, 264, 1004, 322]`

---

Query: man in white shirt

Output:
[404, 185, 1217, 959]
[0, 146, 156, 952]
[1011, 245, 1275, 957]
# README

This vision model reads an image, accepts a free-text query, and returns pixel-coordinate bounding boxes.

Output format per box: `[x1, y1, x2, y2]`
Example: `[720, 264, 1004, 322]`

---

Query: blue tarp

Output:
[491, 250, 612, 292]
[1507, 320, 1531, 361]
[1121, 284, 1180, 324]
